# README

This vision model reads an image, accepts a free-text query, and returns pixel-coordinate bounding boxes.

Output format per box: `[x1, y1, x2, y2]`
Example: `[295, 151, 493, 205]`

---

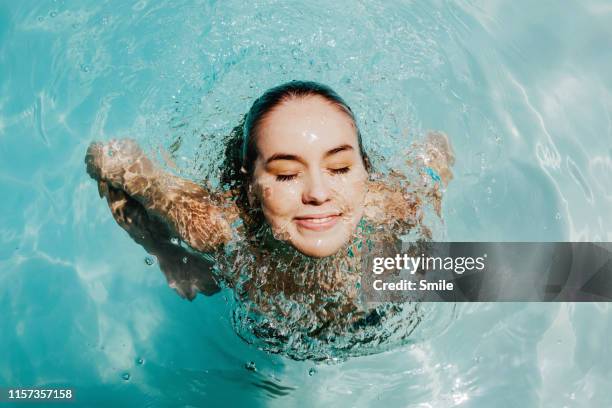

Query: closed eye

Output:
[276, 174, 297, 182]
[331, 167, 350, 175]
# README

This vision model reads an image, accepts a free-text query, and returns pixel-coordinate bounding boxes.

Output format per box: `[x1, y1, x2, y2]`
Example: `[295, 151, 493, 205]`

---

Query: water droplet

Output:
[308, 368, 317, 376]
[136, 357, 145, 365]
[144, 256, 155, 266]
[182, 256, 188, 264]
[245, 361, 256, 372]
[122, 372, 130, 381]
[80, 64, 90, 73]
[170, 237, 179, 245]
[50, 11, 57, 18]
[37, 16, 44, 22]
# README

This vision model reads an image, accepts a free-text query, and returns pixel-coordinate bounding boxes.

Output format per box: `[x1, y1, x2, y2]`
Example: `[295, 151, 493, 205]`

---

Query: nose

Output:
[302, 170, 331, 205]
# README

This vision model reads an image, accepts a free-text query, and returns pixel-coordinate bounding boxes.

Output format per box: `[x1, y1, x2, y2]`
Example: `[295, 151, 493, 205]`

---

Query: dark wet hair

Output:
[220, 80, 371, 227]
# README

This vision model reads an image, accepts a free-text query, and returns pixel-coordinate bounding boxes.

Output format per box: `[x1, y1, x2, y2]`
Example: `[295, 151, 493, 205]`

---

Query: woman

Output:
[85, 80, 454, 358]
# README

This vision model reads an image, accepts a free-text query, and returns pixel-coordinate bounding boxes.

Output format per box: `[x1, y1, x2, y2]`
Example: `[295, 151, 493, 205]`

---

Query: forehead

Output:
[256, 96, 358, 156]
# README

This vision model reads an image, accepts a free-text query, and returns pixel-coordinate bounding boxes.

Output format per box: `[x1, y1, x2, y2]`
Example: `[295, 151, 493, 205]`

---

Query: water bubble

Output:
[121, 372, 131, 381]
[325, 357, 339, 365]
[80, 64, 90, 73]
[37, 16, 44, 22]
[308, 368, 317, 376]
[144, 256, 155, 266]
[170, 237, 179, 245]
[245, 361, 257, 372]
[182, 256, 188, 264]
[136, 357, 145, 365]
[50, 11, 57, 18]
[555, 212, 562, 220]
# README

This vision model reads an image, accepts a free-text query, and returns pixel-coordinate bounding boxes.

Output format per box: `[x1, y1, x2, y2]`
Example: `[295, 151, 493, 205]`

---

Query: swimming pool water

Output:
[1, 0, 611, 406]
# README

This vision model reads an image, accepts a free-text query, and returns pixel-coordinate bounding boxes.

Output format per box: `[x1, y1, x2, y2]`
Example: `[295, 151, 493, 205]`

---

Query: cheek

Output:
[329, 172, 367, 207]
[256, 179, 302, 217]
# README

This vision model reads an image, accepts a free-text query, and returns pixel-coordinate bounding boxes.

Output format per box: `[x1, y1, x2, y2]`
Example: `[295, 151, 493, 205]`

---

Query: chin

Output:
[293, 238, 348, 258]
[296, 247, 341, 258]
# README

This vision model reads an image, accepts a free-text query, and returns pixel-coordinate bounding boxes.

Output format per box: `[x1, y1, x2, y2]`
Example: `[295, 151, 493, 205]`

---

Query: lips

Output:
[294, 212, 341, 232]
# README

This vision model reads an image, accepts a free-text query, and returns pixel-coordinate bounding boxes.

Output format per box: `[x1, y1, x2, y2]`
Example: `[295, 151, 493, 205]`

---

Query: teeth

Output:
[302, 216, 334, 224]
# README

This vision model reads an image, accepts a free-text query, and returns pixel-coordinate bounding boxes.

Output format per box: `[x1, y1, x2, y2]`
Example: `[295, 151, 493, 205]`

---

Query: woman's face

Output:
[249, 95, 368, 258]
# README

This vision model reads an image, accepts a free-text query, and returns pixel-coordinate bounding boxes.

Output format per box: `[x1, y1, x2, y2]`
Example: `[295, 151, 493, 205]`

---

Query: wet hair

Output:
[220, 80, 371, 227]
[240, 80, 371, 177]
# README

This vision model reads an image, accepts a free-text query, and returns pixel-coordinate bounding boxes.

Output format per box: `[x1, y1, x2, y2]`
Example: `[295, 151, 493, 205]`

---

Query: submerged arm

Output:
[100, 184, 220, 299]
[364, 131, 455, 228]
[85, 139, 240, 253]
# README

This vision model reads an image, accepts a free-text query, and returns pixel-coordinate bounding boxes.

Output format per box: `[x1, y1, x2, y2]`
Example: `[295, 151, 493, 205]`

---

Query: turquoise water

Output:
[1, 0, 611, 406]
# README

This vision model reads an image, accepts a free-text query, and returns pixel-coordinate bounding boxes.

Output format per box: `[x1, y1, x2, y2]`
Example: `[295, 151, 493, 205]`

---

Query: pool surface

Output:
[1, 0, 611, 406]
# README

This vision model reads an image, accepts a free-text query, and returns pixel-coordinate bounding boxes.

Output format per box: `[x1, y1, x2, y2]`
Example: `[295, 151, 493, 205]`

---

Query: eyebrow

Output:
[265, 144, 354, 165]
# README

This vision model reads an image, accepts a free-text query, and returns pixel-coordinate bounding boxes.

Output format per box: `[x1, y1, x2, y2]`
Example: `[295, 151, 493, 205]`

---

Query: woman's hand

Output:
[421, 131, 455, 187]
[85, 139, 158, 197]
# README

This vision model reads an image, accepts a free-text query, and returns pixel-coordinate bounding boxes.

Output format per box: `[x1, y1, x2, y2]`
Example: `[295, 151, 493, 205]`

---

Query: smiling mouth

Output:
[294, 213, 341, 231]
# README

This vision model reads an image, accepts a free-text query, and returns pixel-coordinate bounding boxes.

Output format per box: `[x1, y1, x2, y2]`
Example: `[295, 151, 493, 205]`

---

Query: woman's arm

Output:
[85, 139, 240, 253]
[100, 183, 220, 299]
[364, 131, 455, 226]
